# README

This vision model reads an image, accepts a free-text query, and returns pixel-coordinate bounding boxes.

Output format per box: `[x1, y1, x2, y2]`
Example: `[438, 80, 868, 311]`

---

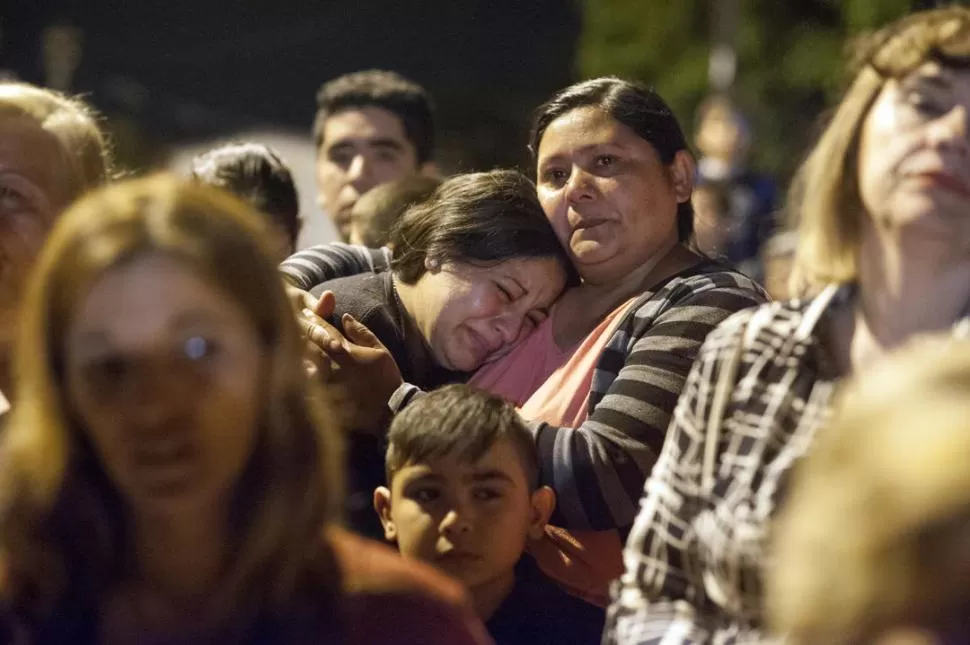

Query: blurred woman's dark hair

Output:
[529, 77, 695, 243]
[191, 142, 301, 253]
[389, 170, 577, 285]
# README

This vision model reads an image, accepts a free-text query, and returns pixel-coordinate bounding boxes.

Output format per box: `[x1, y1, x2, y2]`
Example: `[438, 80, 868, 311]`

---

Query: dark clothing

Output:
[486, 555, 605, 645]
[0, 529, 491, 645]
[311, 271, 460, 391]
[312, 272, 463, 539]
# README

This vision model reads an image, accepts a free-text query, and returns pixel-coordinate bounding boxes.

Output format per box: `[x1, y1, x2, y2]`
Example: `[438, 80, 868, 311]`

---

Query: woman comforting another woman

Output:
[286, 78, 767, 603]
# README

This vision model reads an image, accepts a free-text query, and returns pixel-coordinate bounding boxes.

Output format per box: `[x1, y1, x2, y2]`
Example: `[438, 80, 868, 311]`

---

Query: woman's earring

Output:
[425, 257, 440, 271]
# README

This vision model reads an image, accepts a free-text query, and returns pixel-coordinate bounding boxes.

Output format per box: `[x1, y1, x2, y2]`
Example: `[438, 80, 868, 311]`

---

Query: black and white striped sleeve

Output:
[280, 243, 392, 290]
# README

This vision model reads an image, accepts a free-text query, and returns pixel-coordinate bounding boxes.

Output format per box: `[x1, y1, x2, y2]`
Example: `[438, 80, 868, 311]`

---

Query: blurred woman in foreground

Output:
[771, 338, 970, 644]
[0, 176, 489, 644]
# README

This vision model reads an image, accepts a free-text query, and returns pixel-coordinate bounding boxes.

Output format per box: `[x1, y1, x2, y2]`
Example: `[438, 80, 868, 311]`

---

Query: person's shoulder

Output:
[667, 259, 767, 297]
[329, 527, 469, 608]
[329, 529, 491, 645]
[313, 273, 395, 328]
[703, 291, 826, 355]
[625, 260, 769, 325]
[312, 272, 386, 300]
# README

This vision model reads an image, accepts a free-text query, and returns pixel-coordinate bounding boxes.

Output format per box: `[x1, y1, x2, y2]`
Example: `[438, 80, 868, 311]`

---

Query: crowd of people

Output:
[0, 6, 969, 644]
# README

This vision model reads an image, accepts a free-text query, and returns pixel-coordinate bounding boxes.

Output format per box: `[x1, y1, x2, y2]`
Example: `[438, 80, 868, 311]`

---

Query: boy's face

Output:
[375, 437, 553, 591]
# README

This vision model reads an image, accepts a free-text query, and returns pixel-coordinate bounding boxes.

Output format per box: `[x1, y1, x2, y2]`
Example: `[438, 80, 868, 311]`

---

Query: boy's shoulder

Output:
[486, 555, 605, 645]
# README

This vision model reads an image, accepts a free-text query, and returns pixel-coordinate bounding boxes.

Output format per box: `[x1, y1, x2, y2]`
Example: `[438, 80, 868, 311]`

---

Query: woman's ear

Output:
[423, 255, 441, 273]
[527, 485, 556, 540]
[670, 150, 697, 204]
[374, 487, 397, 543]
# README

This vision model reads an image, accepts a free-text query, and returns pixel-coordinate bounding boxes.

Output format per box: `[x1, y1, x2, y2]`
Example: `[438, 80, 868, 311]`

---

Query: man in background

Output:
[314, 70, 438, 242]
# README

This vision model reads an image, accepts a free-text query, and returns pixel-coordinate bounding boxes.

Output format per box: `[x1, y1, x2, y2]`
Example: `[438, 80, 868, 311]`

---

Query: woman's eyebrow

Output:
[902, 72, 953, 93]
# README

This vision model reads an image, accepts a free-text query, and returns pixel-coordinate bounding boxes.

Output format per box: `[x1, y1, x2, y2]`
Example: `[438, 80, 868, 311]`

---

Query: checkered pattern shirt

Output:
[605, 284, 970, 645]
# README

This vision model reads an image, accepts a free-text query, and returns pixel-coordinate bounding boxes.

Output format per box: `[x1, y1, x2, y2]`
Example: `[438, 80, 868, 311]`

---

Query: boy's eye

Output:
[473, 487, 503, 501]
[411, 487, 440, 503]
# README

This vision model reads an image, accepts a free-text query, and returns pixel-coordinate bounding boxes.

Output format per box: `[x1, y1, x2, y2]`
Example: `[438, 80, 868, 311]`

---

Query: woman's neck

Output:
[391, 275, 427, 336]
[130, 506, 229, 605]
[553, 241, 699, 348]
[845, 219, 970, 370]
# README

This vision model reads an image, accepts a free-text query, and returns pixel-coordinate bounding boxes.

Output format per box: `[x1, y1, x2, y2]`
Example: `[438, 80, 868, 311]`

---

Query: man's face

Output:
[316, 106, 421, 241]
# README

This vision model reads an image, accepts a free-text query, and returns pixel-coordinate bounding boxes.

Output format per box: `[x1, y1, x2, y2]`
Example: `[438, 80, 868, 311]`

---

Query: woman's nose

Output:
[492, 312, 524, 346]
[564, 166, 596, 203]
[928, 105, 970, 148]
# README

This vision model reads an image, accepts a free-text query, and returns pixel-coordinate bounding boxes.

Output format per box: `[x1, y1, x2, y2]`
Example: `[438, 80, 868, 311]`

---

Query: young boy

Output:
[374, 385, 605, 645]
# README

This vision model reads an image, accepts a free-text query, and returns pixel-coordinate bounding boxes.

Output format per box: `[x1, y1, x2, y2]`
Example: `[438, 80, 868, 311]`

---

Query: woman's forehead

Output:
[0, 115, 68, 195]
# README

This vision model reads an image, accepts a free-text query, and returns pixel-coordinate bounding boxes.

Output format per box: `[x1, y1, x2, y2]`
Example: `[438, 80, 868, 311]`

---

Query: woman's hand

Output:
[302, 291, 404, 434]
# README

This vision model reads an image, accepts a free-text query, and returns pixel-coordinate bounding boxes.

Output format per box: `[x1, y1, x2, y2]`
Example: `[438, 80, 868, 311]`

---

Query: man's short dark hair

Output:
[385, 385, 539, 490]
[313, 69, 435, 165]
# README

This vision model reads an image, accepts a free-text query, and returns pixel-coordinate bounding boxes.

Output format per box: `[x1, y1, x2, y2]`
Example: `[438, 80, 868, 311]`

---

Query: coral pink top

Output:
[468, 313, 570, 406]
[471, 298, 638, 607]
[519, 298, 638, 427]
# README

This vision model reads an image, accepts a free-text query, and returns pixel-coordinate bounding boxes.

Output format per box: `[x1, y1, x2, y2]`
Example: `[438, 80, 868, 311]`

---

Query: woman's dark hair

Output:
[389, 169, 577, 285]
[191, 142, 301, 252]
[529, 77, 695, 243]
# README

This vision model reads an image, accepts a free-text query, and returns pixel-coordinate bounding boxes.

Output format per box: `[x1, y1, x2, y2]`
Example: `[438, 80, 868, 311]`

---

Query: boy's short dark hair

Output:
[313, 69, 435, 165]
[352, 175, 441, 248]
[385, 385, 539, 490]
[190, 141, 301, 250]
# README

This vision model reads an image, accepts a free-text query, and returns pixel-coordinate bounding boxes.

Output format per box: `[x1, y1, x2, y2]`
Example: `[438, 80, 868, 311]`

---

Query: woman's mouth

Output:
[907, 172, 970, 198]
[129, 436, 197, 494]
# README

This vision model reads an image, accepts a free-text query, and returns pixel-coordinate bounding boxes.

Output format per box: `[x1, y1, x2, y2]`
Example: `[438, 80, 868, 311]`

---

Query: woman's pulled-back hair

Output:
[389, 169, 576, 285]
[529, 77, 695, 243]
[0, 175, 342, 631]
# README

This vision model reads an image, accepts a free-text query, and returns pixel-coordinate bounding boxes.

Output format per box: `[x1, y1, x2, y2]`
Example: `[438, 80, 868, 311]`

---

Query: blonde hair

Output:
[788, 7, 970, 294]
[0, 81, 111, 203]
[769, 337, 970, 644]
[0, 175, 343, 629]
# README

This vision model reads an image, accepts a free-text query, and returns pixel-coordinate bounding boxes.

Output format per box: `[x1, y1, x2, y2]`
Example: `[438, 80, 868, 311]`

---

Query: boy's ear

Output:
[374, 487, 397, 543]
[527, 485, 556, 540]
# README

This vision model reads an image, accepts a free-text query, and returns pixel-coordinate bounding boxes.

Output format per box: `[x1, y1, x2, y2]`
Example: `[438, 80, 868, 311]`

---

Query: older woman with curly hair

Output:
[608, 7, 970, 643]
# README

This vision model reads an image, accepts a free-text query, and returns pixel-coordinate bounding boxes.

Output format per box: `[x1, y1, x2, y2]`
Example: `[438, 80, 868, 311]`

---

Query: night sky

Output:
[3, 0, 582, 171]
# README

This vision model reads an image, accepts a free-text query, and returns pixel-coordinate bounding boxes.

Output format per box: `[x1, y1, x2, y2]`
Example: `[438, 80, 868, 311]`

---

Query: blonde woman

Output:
[0, 81, 111, 413]
[607, 7, 970, 643]
[0, 176, 489, 644]
[770, 338, 970, 644]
